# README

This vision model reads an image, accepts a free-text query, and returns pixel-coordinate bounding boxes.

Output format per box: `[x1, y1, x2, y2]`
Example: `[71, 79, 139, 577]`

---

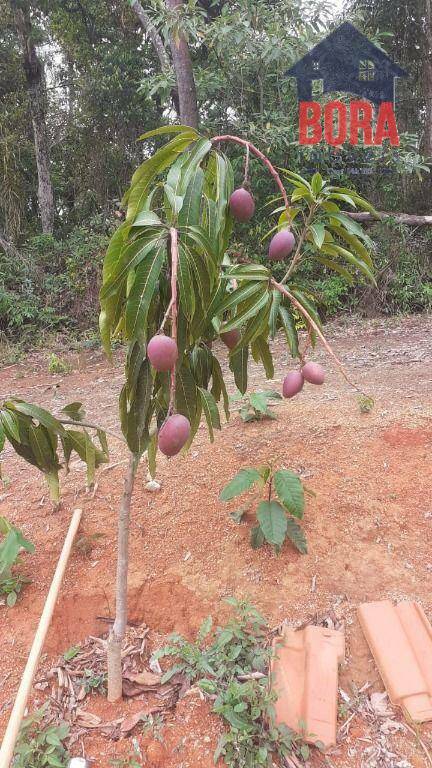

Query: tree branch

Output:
[346, 211, 432, 226]
[210, 134, 290, 213]
[129, 0, 171, 74]
[57, 419, 125, 443]
[168, 227, 179, 414]
[270, 278, 364, 395]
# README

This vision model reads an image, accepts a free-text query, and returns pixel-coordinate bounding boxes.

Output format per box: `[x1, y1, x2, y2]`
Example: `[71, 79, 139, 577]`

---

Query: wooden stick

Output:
[0, 508, 82, 768]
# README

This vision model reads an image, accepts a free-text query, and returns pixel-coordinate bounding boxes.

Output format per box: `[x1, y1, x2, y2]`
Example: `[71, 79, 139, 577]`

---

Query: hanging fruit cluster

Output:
[98, 126, 375, 465]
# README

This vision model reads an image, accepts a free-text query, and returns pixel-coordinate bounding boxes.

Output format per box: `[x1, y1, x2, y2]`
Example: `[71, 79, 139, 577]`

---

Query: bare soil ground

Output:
[0, 314, 431, 767]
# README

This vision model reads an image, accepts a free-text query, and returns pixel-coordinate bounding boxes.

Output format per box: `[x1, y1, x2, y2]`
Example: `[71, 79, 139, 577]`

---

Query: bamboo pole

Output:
[0, 507, 83, 768]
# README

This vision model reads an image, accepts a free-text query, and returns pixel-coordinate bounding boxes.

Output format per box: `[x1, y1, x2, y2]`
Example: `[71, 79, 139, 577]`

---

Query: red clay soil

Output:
[0, 314, 431, 767]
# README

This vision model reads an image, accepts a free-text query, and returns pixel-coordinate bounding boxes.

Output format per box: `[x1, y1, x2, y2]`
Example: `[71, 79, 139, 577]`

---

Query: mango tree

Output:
[0, 125, 375, 701]
[100, 124, 375, 698]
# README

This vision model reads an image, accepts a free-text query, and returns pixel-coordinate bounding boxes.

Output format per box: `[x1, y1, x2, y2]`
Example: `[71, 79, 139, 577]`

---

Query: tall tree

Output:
[422, 0, 432, 158]
[165, 0, 199, 128]
[10, 0, 54, 233]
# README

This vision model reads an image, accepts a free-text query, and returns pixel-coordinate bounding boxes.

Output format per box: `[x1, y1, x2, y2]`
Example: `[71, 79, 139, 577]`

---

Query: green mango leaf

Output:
[7, 591, 17, 607]
[147, 431, 157, 479]
[251, 336, 274, 379]
[331, 227, 373, 267]
[211, 356, 230, 421]
[199, 388, 221, 443]
[273, 469, 304, 519]
[61, 402, 85, 421]
[137, 125, 199, 142]
[331, 245, 376, 284]
[7, 401, 66, 437]
[62, 430, 108, 470]
[177, 245, 195, 320]
[257, 501, 287, 546]
[308, 222, 326, 249]
[124, 359, 153, 454]
[28, 425, 59, 473]
[291, 185, 312, 203]
[232, 300, 270, 352]
[0, 528, 34, 573]
[167, 138, 211, 202]
[249, 393, 270, 414]
[180, 224, 217, 264]
[184, 242, 212, 305]
[329, 212, 368, 241]
[178, 166, 204, 227]
[269, 290, 282, 339]
[314, 256, 354, 283]
[216, 281, 264, 316]
[311, 172, 324, 195]
[229, 346, 248, 394]
[285, 517, 308, 554]
[281, 169, 312, 191]
[100, 231, 164, 300]
[250, 525, 265, 549]
[327, 192, 357, 207]
[176, 364, 198, 425]
[163, 183, 184, 217]
[125, 240, 166, 340]
[222, 264, 270, 282]
[0, 410, 20, 443]
[221, 290, 268, 334]
[127, 132, 198, 221]
[290, 289, 322, 332]
[219, 468, 262, 501]
[131, 210, 163, 228]
[278, 307, 299, 357]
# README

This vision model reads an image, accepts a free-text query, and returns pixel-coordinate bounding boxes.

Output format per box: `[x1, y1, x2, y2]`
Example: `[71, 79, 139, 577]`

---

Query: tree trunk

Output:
[11, 1, 55, 234]
[67, 55, 75, 122]
[107, 452, 139, 702]
[346, 211, 432, 226]
[165, 0, 199, 128]
[130, 0, 180, 117]
[422, 0, 432, 159]
[0, 229, 24, 261]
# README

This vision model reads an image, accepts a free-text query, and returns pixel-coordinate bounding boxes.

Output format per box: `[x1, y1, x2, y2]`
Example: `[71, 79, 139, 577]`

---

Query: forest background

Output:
[1, 0, 431, 359]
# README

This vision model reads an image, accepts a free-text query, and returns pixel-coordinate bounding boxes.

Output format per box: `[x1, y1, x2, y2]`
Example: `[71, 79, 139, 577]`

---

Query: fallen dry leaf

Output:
[370, 691, 392, 717]
[124, 670, 161, 686]
[120, 705, 162, 735]
[75, 709, 102, 728]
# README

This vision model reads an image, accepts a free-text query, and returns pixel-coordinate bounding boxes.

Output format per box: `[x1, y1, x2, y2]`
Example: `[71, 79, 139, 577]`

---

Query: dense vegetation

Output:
[0, 0, 431, 353]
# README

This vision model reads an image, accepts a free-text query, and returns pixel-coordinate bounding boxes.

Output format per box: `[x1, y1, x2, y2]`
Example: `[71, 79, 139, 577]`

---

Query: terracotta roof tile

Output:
[358, 600, 432, 722]
[271, 625, 345, 749]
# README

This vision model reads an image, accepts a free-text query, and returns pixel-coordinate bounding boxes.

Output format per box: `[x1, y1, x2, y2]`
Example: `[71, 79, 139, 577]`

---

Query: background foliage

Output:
[0, 0, 430, 349]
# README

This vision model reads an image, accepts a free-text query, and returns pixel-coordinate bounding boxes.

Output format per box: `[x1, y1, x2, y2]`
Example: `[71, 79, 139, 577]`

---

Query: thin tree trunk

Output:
[130, 0, 180, 117]
[422, 0, 432, 158]
[130, 0, 170, 73]
[0, 229, 23, 261]
[107, 452, 139, 702]
[165, 0, 199, 128]
[67, 55, 75, 122]
[11, 0, 55, 234]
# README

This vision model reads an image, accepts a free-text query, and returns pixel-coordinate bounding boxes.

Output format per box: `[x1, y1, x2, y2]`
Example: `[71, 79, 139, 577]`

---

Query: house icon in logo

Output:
[286, 22, 407, 106]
